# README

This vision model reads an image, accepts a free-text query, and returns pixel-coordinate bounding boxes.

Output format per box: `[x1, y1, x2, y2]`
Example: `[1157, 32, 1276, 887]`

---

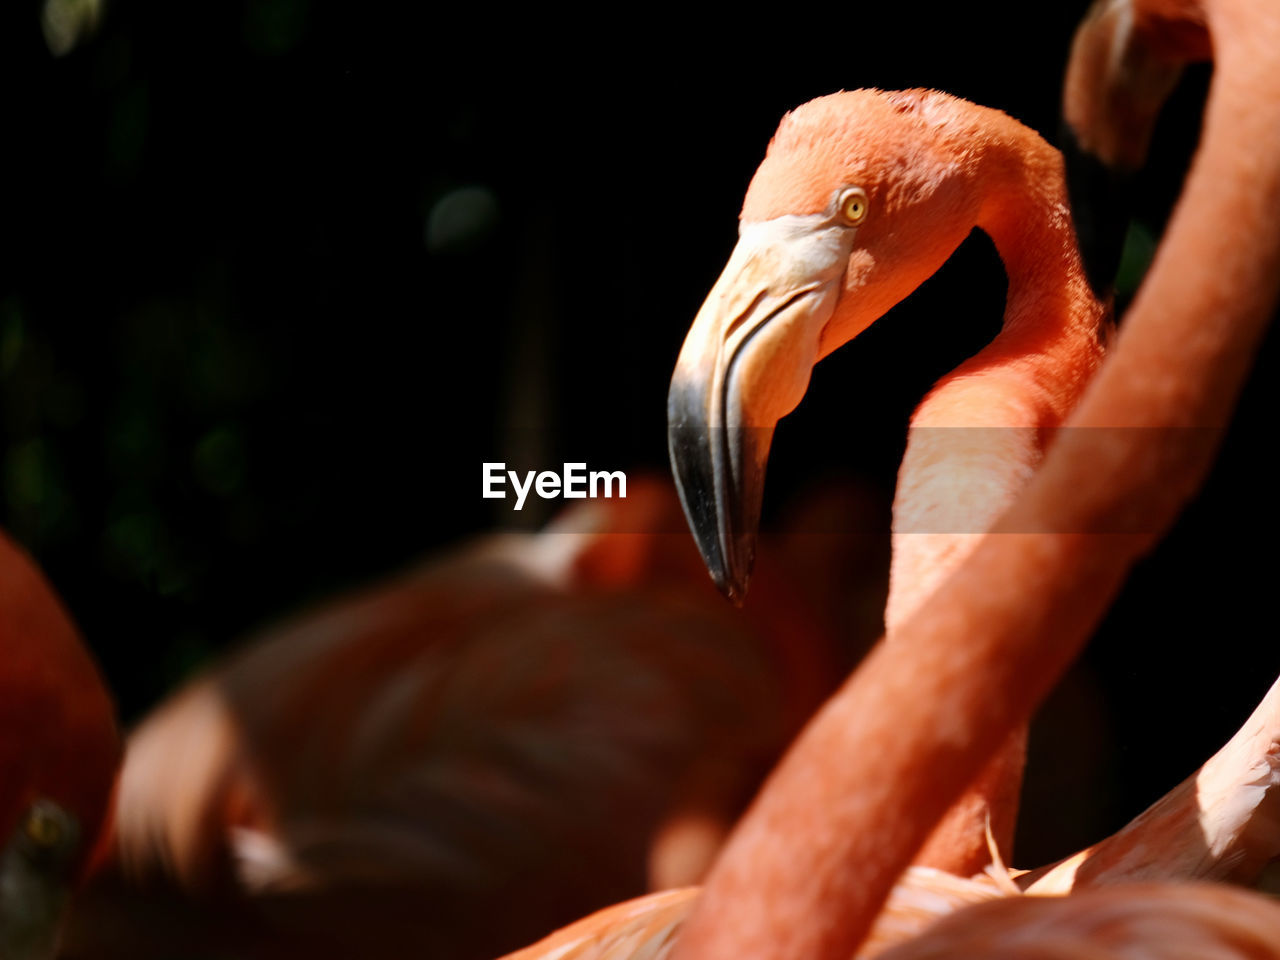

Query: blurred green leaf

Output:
[0, 304, 23, 379]
[192, 425, 247, 497]
[1116, 221, 1158, 298]
[6, 439, 50, 511]
[103, 510, 189, 596]
[4, 438, 75, 545]
[42, 0, 105, 57]
[243, 0, 309, 57]
[107, 82, 149, 176]
[426, 185, 501, 255]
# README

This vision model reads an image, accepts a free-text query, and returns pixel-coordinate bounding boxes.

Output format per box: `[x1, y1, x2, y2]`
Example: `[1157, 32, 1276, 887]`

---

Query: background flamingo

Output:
[0, 531, 119, 960]
[59, 478, 880, 960]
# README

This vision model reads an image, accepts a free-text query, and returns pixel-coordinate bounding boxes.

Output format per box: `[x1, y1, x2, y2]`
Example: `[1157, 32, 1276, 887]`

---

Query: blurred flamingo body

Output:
[65, 479, 874, 960]
[0, 532, 120, 960]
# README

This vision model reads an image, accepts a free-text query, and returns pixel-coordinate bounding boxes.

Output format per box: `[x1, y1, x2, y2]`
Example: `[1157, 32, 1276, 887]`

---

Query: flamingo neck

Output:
[883, 128, 1110, 874]
[970, 132, 1110, 425]
[887, 131, 1109, 632]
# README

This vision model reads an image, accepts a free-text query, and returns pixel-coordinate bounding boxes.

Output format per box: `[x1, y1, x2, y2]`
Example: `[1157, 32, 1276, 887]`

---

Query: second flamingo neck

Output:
[964, 146, 1110, 425]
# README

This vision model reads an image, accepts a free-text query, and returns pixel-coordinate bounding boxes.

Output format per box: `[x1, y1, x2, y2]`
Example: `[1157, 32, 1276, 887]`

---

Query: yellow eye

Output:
[839, 188, 869, 225]
[24, 804, 64, 849]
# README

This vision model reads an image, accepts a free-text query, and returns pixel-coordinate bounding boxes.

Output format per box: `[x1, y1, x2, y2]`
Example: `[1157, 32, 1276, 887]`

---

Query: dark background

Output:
[2, 1, 1275, 867]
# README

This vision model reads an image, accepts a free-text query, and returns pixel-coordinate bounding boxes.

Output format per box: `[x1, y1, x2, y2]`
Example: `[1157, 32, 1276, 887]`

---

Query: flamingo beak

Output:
[667, 216, 852, 602]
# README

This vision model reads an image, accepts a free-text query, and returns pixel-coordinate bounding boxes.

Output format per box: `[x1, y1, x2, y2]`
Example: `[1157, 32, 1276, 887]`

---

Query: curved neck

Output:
[887, 124, 1109, 631]
[970, 123, 1110, 423]
[902, 108, 1109, 435]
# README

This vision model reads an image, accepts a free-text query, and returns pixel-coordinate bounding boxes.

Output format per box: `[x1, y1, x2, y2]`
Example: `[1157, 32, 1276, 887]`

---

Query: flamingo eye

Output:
[838, 188, 869, 225]
[23, 802, 66, 849]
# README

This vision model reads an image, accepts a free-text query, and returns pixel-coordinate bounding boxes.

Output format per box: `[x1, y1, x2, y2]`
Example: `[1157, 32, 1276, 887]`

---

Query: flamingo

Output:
[668, 86, 1110, 876]
[60, 477, 875, 960]
[0, 531, 120, 960]
[505, 84, 1106, 958]
[501, 0, 1280, 940]
[659, 17, 1280, 944]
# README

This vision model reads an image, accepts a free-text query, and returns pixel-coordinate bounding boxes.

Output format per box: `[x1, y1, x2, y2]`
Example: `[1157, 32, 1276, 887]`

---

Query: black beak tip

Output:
[668, 381, 760, 608]
[676, 492, 754, 605]
[723, 581, 746, 608]
[705, 554, 749, 607]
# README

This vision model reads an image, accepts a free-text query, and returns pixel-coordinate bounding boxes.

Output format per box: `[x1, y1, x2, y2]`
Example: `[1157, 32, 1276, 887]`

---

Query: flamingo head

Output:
[0, 534, 120, 960]
[668, 89, 989, 601]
